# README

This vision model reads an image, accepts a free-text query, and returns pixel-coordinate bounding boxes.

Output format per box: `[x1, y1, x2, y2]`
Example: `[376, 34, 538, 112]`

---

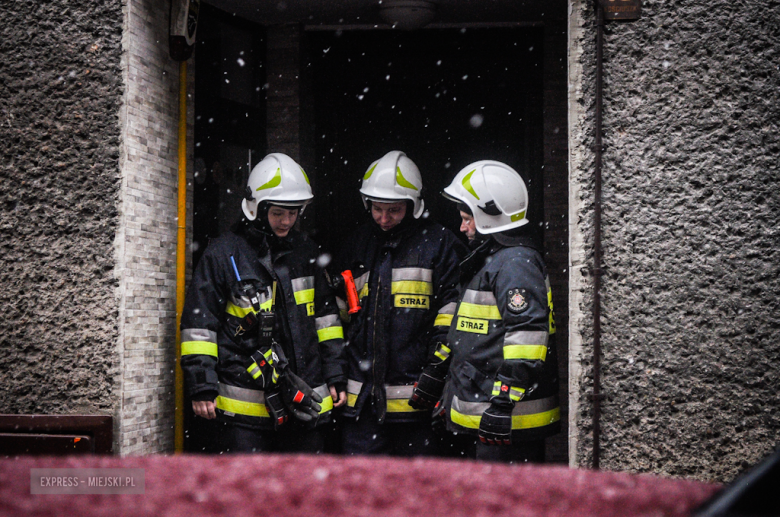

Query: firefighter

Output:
[334, 150, 466, 457]
[430, 160, 561, 463]
[180, 153, 347, 453]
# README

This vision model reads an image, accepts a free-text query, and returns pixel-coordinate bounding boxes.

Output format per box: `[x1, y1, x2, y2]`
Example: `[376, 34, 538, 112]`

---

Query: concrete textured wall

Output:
[568, 0, 780, 482]
[0, 0, 189, 455]
[0, 2, 123, 416]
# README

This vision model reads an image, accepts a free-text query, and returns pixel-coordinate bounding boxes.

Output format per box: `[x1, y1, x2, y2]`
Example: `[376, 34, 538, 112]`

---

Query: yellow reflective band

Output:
[181, 341, 218, 357]
[216, 396, 269, 418]
[391, 280, 432, 295]
[457, 317, 489, 334]
[319, 395, 334, 414]
[226, 302, 255, 318]
[317, 326, 344, 342]
[394, 294, 430, 309]
[547, 288, 557, 335]
[513, 407, 560, 429]
[491, 381, 502, 397]
[503, 344, 548, 361]
[434, 313, 454, 327]
[306, 302, 315, 316]
[347, 393, 358, 407]
[261, 299, 273, 312]
[358, 283, 369, 300]
[450, 408, 482, 429]
[434, 344, 451, 361]
[294, 289, 314, 305]
[387, 399, 425, 413]
[450, 407, 560, 430]
[510, 210, 526, 222]
[457, 302, 501, 320]
[247, 363, 260, 378]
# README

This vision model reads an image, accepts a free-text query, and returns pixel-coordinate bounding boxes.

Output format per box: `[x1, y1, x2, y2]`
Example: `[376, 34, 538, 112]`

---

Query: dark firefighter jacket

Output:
[180, 223, 346, 430]
[336, 218, 466, 423]
[442, 236, 561, 441]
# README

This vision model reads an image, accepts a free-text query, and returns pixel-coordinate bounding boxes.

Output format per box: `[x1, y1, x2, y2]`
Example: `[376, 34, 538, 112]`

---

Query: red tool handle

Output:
[341, 270, 361, 314]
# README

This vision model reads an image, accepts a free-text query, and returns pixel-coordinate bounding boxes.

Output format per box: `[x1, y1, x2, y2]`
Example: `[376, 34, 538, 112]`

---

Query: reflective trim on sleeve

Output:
[292, 276, 315, 305]
[385, 384, 425, 413]
[314, 384, 334, 415]
[294, 289, 315, 305]
[546, 275, 557, 335]
[317, 326, 344, 342]
[435, 313, 454, 327]
[292, 276, 315, 293]
[346, 379, 363, 408]
[315, 314, 340, 330]
[457, 301, 501, 320]
[503, 330, 549, 361]
[315, 314, 343, 341]
[504, 330, 549, 346]
[181, 328, 217, 344]
[503, 345, 548, 361]
[461, 289, 498, 306]
[439, 302, 457, 314]
[181, 341, 218, 357]
[354, 271, 370, 300]
[449, 395, 560, 430]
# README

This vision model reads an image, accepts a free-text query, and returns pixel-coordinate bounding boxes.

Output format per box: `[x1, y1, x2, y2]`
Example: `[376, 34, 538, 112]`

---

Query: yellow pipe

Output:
[174, 60, 188, 453]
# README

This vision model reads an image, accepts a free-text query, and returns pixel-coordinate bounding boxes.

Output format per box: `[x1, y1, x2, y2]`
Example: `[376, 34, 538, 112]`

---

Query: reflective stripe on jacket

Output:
[180, 225, 346, 430]
[337, 219, 466, 423]
[442, 241, 561, 441]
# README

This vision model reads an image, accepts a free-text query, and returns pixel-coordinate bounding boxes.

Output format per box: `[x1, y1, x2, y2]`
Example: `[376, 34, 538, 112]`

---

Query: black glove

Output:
[409, 365, 446, 410]
[409, 343, 451, 410]
[478, 399, 514, 446]
[431, 399, 447, 435]
[246, 347, 281, 389]
[264, 388, 289, 430]
[280, 370, 323, 422]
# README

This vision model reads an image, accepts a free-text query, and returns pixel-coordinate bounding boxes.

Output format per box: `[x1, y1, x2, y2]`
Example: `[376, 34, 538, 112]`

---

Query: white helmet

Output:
[241, 153, 314, 221]
[442, 160, 529, 234]
[359, 150, 425, 219]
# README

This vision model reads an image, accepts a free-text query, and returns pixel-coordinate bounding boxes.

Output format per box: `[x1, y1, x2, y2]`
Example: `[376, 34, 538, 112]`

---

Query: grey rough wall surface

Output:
[0, 2, 122, 414]
[570, 0, 780, 482]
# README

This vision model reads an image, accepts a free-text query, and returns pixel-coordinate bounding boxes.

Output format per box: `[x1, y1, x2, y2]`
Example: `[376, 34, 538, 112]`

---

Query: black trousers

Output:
[217, 421, 326, 454]
[341, 414, 439, 457]
[442, 432, 546, 464]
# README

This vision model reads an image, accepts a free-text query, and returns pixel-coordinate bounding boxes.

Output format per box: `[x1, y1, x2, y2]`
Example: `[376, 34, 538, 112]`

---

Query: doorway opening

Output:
[189, 9, 566, 461]
[307, 27, 545, 253]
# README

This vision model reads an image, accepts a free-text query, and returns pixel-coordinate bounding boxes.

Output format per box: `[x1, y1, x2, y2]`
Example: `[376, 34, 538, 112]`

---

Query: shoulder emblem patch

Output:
[507, 288, 529, 314]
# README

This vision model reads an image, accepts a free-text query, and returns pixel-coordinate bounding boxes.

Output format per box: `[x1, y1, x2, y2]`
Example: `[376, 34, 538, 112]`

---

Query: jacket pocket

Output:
[461, 361, 494, 397]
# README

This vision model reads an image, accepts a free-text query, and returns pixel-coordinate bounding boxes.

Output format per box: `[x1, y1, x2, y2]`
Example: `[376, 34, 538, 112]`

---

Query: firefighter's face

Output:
[459, 211, 476, 241]
[371, 201, 407, 231]
[267, 206, 299, 237]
